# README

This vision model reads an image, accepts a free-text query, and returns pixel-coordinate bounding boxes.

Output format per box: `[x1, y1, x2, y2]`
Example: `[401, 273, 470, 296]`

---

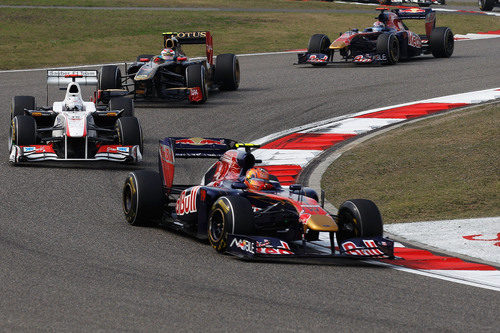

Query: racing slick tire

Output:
[307, 34, 331, 66]
[332, 199, 383, 246]
[136, 54, 154, 62]
[215, 53, 240, 91]
[115, 116, 143, 154]
[123, 170, 165, 226]
[109, 97, 134, 117]
[186, 64, 208, 104]
[11, 115, 37, 148]
[376, 33, 400, 65]
[11, 96, 35, 119]
[208, 196, 256, 253]
[430, 27, 454, 58]
[99, 65, 122, 90]
[478, 0, 495, 11]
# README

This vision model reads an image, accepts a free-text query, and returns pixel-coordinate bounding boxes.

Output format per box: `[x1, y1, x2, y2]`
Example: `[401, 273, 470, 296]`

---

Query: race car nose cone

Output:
[306, 215, 338, 232]
[329, 41, 346, 50]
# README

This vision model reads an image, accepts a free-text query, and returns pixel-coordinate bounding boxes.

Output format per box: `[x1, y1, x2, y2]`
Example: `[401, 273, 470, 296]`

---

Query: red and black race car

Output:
[297, 8, 453, 66]
[97, 31, 240, 105]
[122, 138, 394, 260]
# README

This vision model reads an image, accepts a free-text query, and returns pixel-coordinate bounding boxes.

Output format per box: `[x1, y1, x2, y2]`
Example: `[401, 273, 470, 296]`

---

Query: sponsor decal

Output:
[256, 239, 293, 255]
[168, 31, 207, 38]
[407, 32, 422, 48]
[117, 147, 129, 153]
[353, 54, 387, 63]
[176, 186, 200, 215]
[307, 54, 328, 63]
[230, 238, 255, 254]
[341, 240, 384, 256]
[23, 147, 36, 152]
[175, 137, 224, 145]
[188, 87, 203, 102]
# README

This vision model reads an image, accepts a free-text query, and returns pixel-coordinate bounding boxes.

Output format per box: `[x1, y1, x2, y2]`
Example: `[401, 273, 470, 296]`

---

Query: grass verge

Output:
[0, 6, 498, 69]
[321, 103, 500, 223]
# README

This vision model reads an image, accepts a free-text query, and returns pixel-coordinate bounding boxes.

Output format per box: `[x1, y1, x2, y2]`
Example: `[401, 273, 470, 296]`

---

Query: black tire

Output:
[136, 54, 154, 62]
[11, 115, 36, 147]
[208, 196, 256, 253]
[186, 64, 208, 104]
[478, 0, 495, 11]
[333, 199, 383, 246]
[307, 34, 330, 54]
[99, 65, 122, 90]
[122, 170, 165, 226]
[11, 96, 35, 119]
[109, 97, 134, 117]
[215, 53, 240, 91]
[430, 27, 454, 58]
[418, 2, 431, 7]
[376, 33, 400, 65]
[115, 116, 143, 153]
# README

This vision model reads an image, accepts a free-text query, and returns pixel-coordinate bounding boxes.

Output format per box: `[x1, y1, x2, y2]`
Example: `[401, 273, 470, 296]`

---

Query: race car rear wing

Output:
[47, 70, 98, 87]
[163, 31, 214, 65]
[378, 8, 436, 37]
[158, 136, 236, 195]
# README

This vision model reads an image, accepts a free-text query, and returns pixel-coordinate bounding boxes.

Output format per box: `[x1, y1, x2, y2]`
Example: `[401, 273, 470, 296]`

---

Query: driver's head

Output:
[65, 96, 83, 111]
[373, 21, 385, 32]
[244, 167, 274, 191]
[160, 48, 175, 60]
[165, 37, 179, 49]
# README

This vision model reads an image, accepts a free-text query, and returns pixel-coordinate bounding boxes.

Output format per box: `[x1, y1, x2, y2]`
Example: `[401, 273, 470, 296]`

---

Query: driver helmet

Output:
[373, 21, 385, 32]
[160, 48, 175, 60]
[65, 96, 83, 111]
[244, 167, 274, 191]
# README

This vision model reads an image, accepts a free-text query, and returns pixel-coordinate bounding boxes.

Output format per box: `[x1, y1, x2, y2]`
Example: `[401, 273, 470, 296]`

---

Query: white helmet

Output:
[64, 83, 84, 111]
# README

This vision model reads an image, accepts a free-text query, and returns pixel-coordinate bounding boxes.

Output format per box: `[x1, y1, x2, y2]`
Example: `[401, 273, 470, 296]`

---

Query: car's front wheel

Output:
[115, 116, 143, 154]
[331, 199, 383, 247]
[208, 196, 256, 253]
[186, 64, 208, 104]
[430, 27, 454, 58]
[376, 33, 400, 65]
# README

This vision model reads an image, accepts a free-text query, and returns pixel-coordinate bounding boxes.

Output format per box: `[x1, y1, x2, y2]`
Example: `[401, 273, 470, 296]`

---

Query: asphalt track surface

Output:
[1, 39, 499, 330]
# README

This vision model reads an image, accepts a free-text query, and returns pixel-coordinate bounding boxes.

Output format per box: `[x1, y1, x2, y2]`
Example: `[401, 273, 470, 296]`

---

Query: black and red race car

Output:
[121, 137, 394, 260]
[97, 31, 240, 105]
[297, 7, 453, 66]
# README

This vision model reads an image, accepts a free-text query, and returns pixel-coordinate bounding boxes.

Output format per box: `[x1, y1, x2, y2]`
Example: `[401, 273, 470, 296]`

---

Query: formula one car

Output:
[297, 7, 453, 66]
[122, 138, 394, 260]
[97, 31, 240, 105]
[478, 0, 498, 11]
[378, 0, 445, 7]
[9, 70, 143, 164]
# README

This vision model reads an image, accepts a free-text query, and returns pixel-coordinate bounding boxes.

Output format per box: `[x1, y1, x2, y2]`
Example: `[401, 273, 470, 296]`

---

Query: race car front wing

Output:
[10, 144, 142, 164]
[226, 234, 395, 260]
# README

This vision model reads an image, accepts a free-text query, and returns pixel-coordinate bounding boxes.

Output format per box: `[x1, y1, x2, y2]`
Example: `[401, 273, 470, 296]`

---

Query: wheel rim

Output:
[209, 209, 225, 242]
[123, 183, 133, 214]
[337, 211, 360, 242]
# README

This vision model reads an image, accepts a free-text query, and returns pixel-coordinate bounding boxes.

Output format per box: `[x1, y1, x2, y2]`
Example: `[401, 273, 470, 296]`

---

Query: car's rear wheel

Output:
[11, 115, 37, 149]
[11, 96, 35, 119]
[99, 65, 122, 90]
[109, 97, 134, 117]
[331, 199, 383, 247]
[215, 53, 240, 91]
[376, 33, 400, 65]
[430, 27, 454, 58]
[115, 116, 143, 154]
[208, 196, 256, 253]
[186, 64, 208, 104]
[478, 0, 495, 11]
[123, 170, 165, 226]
